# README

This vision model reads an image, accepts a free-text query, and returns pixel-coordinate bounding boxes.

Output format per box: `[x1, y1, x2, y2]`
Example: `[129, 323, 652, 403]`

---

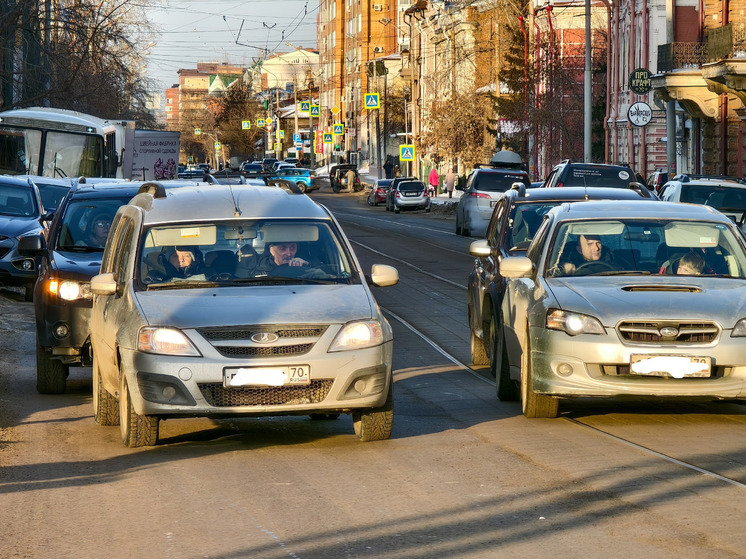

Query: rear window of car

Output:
[399, 181, 425, 192]
[681, 184, 746, 208]
[474, 172, 530, 192]
[561, 166, 633, 188]
[242, 164, 262, 172]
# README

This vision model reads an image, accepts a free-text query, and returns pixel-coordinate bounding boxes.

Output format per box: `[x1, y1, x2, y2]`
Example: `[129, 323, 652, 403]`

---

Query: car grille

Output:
[199, 380, 334, 407]
[617, 321, 719, 344]
[197, 325, 328, 358]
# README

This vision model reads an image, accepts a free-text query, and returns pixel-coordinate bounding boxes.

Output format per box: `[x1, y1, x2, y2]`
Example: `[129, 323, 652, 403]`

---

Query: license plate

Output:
[223, 366, 310, 387]
[629, 354, 711, 378]
[404, 191, 417, 197]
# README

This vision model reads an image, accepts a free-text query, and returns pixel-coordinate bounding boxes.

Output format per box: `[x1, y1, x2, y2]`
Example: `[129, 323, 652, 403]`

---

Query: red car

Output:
[367, 179, 392, 206]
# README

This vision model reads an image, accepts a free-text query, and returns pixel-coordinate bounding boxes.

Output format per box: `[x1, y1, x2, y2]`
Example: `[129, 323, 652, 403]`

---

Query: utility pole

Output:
[584, 0, 592, 162]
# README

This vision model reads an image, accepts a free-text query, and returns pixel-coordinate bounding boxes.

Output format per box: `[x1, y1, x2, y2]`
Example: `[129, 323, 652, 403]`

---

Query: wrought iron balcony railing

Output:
[706, 23, 746, 61]
[657, 42, 707, 73]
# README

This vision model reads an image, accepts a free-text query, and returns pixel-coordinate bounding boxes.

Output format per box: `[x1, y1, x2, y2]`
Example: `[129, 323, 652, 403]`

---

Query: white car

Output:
[658, 175, 746, 223]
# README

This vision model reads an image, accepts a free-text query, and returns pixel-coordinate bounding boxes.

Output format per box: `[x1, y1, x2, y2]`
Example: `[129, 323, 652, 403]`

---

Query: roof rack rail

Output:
[137, 181, 167, 198]
[510, 182, 526, 197]
[264, 177, 303, 194]
[627, 181, 654, 198]
[672, 173, 742, 183]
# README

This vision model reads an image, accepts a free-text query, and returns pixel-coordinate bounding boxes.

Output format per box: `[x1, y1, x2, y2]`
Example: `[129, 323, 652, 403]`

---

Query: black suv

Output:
[540, 160, 638, 189]
[466, 185, 657, 400]
[18, 180, 197, 393]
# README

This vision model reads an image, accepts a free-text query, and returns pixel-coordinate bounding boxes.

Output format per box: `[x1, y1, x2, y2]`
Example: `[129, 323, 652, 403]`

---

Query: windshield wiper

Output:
[594, 270, 651, 276]
[59, 245, 103, 253]
[146, 280, 221, 290]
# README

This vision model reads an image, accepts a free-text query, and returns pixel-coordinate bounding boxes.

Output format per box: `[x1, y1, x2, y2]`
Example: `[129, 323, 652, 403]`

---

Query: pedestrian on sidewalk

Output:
[383, 157, 393, 179]
[393, 165, 401, 178]
[428, 167, 439, 198]
[445, 166, 457, 199]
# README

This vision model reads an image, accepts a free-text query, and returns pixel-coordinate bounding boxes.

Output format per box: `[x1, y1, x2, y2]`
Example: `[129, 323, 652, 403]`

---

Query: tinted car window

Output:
[398, 181, 425, 192]
[506, 202, 557, 250]
[683, 185, 746, 208]
[35, 182, 70, 211]
[0, 184, 37, 216]
[561, 166, 633, 188]
[474, 172, 530, 192]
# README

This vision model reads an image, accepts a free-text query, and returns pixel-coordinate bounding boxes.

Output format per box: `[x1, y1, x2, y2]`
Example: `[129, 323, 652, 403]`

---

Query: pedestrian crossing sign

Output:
[400, 144, 415, 161]
[279, 130, 285, 138]
[194, 128, 201, 135]
[364, 93, 380, 109]
[300, 101, 310, 112]
[332, 123, 344, 135]
[241, 120, 251, 129]
[310, 105, 320, 117]
[323, 133, 333, 144]
[257, 119, 265, 127]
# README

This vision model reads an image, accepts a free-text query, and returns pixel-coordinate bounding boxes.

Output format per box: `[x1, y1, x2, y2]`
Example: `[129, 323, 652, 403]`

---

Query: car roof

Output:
[550, 200, 730, 222]
[68, 180, 204, 200]
[131, 184, 330, 225]
[511, 186, 653, 203]
[0, 175, 38, 188]
[668, 178, 746, 189]
[556, 162, 632, 170]
[9, 174, 73, 187]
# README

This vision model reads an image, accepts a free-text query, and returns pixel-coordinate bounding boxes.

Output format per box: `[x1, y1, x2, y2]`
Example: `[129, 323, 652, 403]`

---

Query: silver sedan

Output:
[498, 200, 746, 417]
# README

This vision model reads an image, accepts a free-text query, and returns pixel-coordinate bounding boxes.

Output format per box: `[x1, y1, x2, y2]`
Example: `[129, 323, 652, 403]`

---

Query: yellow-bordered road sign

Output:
[332, 123, 345, 135]
[400, 144, 415, 161]
[310, 105, 320, 117]
[241, 120, 251, 129]
[365, 93, 380, 109]
[323, 133, 333, 144]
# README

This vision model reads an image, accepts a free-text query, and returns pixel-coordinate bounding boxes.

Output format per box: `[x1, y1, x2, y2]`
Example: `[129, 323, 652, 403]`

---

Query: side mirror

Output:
[499, 256, 533, 278]
[90, 272, 117, 296]
[369, 264, 398, 287]
[41, 210, 55, 222]
[469, 239, 491, 258]
[18, 234, 45, 257]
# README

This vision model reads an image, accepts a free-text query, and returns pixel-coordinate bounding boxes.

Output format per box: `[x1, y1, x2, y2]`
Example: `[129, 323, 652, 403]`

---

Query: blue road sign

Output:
[293, 133, 302, 143]
[400, 144, 415, 161]
[332, 123, 344, 135]
[365, 93, 380, 109]
[300, 101, 310, 112]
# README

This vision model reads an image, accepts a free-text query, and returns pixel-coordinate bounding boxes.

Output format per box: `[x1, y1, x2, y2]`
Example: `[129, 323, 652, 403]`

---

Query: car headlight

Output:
[137, 327, 201, 356]
[48, 279, 92, 301]
[546, 309, 605, 336]
[329, 320, 384, 352]
[731, 319, 746, 337]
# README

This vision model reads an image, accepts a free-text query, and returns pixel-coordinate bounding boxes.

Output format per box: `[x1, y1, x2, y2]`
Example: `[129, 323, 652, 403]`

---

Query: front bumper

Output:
[0, 241, 37, 288]
[529, 326, 746, 399]
[121, 338, 394, 418]
[34, 286, 93, 365]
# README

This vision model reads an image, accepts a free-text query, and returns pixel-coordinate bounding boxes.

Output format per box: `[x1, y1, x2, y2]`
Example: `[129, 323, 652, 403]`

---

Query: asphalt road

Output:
[0, 184, 745, 558]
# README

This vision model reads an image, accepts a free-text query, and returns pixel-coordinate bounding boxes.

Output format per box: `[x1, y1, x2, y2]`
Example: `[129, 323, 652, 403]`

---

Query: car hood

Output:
[0, 214, 41, 238]
[546, 277, 746, 326]
[134, 284, 375, 328]
[52, 250, 103, 278]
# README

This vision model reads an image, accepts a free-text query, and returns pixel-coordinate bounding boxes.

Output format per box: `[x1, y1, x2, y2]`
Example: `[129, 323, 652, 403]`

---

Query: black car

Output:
[330, 164, 362, 192]
[241, 163, 265, 178]
[261, 158, 278, 173]
[13, 175, 72, 212]
[465, 185, 657, 398]
[0, 175, 50, 300]
[17, 180, 198, 393]
[540, 160, 639, 189]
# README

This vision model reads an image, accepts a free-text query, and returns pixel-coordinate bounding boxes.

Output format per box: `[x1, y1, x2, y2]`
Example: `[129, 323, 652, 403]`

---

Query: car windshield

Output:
[35, 182, 70, 211]
[684, 184, 746, 210]
[545, 218, 746, 278]
[56, 196, 133, 251]
[138, 219, 359, 288]
[474, 172, 529, 192]
[0, 184, 37, 217]
[506, 202, 557, 250]
[560, 166, 632, 188]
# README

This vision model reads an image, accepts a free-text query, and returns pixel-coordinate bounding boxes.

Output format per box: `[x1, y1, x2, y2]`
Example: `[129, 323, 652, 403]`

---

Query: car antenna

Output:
[228, 183, 241, 216]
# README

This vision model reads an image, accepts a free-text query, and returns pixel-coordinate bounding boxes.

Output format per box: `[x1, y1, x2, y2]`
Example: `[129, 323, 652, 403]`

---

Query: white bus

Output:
[0, 107, 180, 180]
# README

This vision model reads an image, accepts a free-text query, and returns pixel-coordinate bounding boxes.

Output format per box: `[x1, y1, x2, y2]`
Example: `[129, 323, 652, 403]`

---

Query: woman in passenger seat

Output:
[160, 246, 205, 279]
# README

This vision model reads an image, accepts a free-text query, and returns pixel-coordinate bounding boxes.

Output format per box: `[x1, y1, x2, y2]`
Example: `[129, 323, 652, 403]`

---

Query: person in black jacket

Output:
[161, 246, 205, 278]
[561, 235, 618, 275]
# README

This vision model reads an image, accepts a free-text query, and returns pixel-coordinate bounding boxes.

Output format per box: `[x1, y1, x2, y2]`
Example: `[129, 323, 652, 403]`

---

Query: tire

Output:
[494, 327, 519, 402]
[93, 354, 120, 426]
[296, 181, 307, 193]
[394, 205, 400, 214]
[520, 331, 559, 418]
[119, 373, 159, 447]
[469, 306, 489, 366]
[425, 206, 431, 213]
[36, 337, 67, 394]
[353, 382, 393, 441]
[367, 196, 374, 206]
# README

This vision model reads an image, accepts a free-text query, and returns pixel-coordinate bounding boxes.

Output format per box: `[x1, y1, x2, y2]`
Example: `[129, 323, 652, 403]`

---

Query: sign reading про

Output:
[629, 68, 652, 95]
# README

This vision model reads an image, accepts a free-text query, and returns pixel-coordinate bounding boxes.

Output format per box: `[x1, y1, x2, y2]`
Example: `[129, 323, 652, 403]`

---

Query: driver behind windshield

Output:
[561, 234, 618, 274]
[255, 242, 309, 273]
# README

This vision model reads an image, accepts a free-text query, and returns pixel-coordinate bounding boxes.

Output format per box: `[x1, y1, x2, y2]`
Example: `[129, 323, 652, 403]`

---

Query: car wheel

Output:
[469, 306, 489, 366]
[520, 331, 559, 418]
[367, 196, 374, 206]
[119, 372, 159, 447]
[309, 413, 340, 420]
[352, 382, 393, 441]
[93, 354, 119, 426]
[394, 204, 400, 214]
[36, 336, 67, 394]
[296, 181, 307, 193]
[425, 204, 431, 213]
[493, 324, 519, 402]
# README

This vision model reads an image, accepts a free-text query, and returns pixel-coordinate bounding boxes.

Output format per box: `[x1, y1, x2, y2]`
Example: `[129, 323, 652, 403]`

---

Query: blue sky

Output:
[145, 0, 319, 92]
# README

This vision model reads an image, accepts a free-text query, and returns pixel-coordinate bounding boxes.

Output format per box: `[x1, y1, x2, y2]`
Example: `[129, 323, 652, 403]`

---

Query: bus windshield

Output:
[0, 126, 103, 178]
